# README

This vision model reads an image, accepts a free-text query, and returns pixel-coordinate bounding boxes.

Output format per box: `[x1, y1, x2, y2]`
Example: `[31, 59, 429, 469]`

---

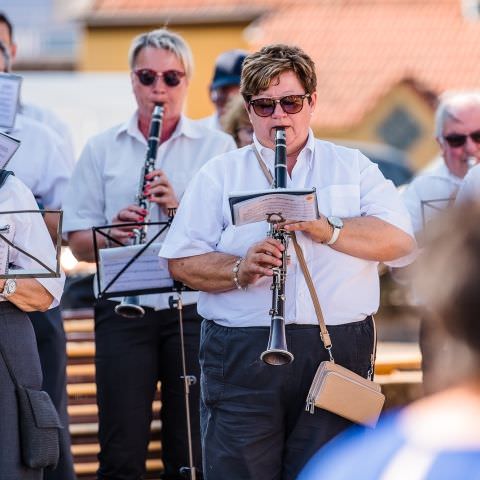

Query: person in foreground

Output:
[160, 44, 415, 480]
[0, 171, 65, 479]
[299, 201, 480, 480]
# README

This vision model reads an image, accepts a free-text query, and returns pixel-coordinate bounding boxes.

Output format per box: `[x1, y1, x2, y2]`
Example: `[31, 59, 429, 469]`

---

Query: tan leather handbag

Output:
[291, 235, 385, 427]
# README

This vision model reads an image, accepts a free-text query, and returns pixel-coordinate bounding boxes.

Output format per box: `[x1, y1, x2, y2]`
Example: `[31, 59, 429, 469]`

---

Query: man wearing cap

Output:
[198, 49, 247, 130]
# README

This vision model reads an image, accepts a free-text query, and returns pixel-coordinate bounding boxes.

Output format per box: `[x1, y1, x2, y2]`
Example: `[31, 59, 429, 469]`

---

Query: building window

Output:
[376, 106, 422, 151]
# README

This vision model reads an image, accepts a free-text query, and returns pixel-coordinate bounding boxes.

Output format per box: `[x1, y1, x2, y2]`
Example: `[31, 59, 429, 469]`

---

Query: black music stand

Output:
[92, 220, 173, 299]
[92, 221, 199, 479]
[0, 209, 62, 278]
[168, 282, 198, 480]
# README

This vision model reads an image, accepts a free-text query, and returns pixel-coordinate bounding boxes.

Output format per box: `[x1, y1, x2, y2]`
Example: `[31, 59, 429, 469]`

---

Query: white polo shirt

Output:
[21, 102, 75, 168]
[0, 175, 65, 307]
[2, 114, 73, 209]
[456, 164, 480, 204]
[62, 112, 236, 310]
[161, 131, 414, 327]
[401, 163, 462, 235]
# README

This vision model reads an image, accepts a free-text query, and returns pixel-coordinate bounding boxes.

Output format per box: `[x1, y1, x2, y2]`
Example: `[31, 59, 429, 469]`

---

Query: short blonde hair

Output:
[128, 28, 194, 80]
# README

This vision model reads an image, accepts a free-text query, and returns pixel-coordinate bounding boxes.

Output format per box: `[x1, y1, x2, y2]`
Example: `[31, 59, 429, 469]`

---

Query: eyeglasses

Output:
[249, 94, 311, 117]
[133, 68, 185, 87]
[443, 131, 480, 148]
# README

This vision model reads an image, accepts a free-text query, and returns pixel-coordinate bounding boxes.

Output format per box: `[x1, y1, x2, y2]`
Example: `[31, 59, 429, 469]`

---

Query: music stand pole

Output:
[169, 292, 197, 480]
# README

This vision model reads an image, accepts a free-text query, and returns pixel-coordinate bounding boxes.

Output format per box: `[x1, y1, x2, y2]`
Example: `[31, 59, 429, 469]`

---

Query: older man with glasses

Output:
[402, 91, 480, 236]
[62, 29, 235, 480]
[401, 91, 480, 390]
[160, 44, 415, 480]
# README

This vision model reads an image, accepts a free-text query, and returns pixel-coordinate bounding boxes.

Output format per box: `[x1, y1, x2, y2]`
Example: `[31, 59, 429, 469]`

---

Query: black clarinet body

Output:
[115, 103, 165, 318]
[260, 127, 295, 365]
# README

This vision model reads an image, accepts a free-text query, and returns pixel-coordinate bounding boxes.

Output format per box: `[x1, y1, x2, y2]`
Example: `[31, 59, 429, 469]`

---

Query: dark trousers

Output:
[94, 300, 202, 480]
[200, 318, 374, 480]
[28, 307, 76, 480]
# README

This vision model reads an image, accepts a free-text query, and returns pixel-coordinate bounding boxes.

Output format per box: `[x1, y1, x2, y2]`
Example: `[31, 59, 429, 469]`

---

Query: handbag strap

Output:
[0, 333, 20, 388]
[252, 145, 333, 355]
[253, 146, 379, 374]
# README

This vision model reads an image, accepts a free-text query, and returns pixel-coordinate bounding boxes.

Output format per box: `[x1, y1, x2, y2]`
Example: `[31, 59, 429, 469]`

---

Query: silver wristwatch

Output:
[326, 216, 344, 245]
[2, 279, 17, 298]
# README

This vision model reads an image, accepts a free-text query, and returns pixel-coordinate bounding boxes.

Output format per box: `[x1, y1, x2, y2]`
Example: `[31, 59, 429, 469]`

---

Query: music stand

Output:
[168, 283, 198, 480]
[92, 220, 173, 298]
[420, 197, 454, 228]
[92, 221, 199, 479]
[0, 209, 62, 278]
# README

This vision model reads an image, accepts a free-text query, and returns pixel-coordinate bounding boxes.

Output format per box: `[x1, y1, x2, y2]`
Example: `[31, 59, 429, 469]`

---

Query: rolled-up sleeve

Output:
[7, 179, 65, 308]
[160, 164, 224, 259]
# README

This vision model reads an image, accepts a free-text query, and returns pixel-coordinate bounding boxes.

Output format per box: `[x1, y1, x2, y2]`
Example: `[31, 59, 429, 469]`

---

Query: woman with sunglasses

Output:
[62, 29, 235, 480]
[161, 44, 415, 480]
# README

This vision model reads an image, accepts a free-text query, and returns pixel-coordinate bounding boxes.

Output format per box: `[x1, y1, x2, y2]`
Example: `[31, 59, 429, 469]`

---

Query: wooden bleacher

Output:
[64, 309, 163, 479]
[64, 310, 423, 477]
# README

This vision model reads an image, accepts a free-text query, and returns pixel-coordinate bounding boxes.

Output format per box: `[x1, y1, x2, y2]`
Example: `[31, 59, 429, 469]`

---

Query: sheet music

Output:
[229, 188, 319, 226]
[0, 131, 21, 168]
[0, 73, 22, 130]
[98, 242, 173, 295]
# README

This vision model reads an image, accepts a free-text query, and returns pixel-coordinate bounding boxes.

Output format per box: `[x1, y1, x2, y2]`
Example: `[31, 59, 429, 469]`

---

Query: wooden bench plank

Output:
[375, 342, 421, 375]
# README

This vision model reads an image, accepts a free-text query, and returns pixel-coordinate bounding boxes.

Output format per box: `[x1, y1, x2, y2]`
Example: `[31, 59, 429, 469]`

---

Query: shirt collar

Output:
[115, 111, 203, 144]
[252, 128, 316, 170]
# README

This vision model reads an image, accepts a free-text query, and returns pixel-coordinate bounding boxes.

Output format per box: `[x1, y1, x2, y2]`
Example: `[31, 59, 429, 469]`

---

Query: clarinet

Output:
[260, 127, 295, 365]
[114, 103, 165, 318]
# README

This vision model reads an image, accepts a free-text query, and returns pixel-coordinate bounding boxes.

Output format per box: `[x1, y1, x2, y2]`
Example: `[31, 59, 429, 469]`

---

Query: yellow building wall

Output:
[80, 23, 250, 119]
[315, 83, 438, 171]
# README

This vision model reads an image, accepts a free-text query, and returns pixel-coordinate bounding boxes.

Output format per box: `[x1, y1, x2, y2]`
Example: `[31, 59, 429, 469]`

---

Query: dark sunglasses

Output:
[134, 68, 185, 87]
[443, 131, 480, 148]
[249, 93, 311, 117]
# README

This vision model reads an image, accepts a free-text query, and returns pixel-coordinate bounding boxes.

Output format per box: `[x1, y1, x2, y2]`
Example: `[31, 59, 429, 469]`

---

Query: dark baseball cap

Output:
[210, 49, 248, 91]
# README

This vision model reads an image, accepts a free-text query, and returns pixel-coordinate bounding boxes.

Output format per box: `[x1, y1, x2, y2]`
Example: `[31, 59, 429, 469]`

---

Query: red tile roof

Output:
[89, 0, 480, 129]
[88, 0, 276, 23]
[251, 0, 480, 128]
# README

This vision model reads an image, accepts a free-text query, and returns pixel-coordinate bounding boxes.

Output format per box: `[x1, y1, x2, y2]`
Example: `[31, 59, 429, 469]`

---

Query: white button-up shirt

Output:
[0, 175, 65, 307]
[401, 163, 462, 235]
[2, 114, 73, 209]
[196, 113, 222, 131]
[456, 163, 480, 204]
[20, 102, 76, 169]
[62, 112, 236, 310]
[161, 131, 414, 327]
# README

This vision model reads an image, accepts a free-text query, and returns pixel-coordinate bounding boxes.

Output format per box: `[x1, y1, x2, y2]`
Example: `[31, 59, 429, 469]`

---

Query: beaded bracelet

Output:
[232, 257, 246, 290]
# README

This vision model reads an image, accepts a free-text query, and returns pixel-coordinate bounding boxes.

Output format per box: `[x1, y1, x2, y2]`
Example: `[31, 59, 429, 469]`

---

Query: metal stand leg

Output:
[169, 294, 197, 480]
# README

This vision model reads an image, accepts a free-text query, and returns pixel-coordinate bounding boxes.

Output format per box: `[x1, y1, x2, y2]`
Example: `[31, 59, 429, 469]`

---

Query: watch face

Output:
[4, 279, 16, 296]
[328, 216, 343, 229]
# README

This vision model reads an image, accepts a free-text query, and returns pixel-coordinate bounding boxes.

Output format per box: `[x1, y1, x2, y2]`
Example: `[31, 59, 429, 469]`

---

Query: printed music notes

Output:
[229, 188, 319, 226]
[0, 73, 22, 130]
[0, 131, 20, 169]
[98, 242, 173, 296]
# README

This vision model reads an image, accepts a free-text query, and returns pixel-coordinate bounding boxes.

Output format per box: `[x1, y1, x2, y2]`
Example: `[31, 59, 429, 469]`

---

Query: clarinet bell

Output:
[260, 316, 294, 365]
[114, 296, 146, 318]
